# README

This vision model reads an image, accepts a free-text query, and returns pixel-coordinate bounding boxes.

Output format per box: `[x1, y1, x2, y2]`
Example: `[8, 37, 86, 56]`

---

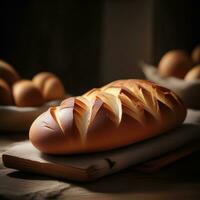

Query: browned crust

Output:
[29, 79, 187, 154]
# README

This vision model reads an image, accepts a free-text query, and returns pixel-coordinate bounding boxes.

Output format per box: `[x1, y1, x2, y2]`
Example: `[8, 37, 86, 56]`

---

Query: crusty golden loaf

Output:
[29, 79, 186, 154]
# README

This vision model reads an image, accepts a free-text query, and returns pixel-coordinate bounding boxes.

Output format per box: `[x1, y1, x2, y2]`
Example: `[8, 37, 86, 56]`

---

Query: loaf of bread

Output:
[13, 80, 44, 107]
[29, 79, 186, 154]
[32, 72, 65, 101]
[0, 60, 20, 86]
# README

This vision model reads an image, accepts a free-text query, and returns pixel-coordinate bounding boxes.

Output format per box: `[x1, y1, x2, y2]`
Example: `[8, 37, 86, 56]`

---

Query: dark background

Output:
[0, 0, 200, 95]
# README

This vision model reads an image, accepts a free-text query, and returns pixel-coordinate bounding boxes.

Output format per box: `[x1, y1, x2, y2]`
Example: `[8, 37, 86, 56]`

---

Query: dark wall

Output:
[0, 0, 103, 95]
[0, 0, 200, 94]
[153, 0, 200, 64]
[100, 0, 153, 84]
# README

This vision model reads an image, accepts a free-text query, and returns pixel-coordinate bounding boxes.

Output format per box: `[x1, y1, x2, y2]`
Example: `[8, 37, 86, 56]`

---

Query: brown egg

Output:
[0, 79, 13, 105]
[191, 45, 200, 65]
[158, 50, 192, 79]
[185, 65, 200, 81]
[13, 80, 44, 107]
[32, 72, 65, 101]
[0, 60, 20, 86]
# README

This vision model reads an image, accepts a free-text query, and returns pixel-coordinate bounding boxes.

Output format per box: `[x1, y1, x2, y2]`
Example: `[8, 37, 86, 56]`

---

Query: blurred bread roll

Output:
[191, 45, 200, 65]
[13, 80, 44, 107]
[32, 72, 54, 90]
[185, 65, 200, 81]
[0, 60, 20, 86]
[32, 72, 65, 101]
[43, 76, 65, 101]
[0, 79, 13, 105]
[158, 50, 192, 79]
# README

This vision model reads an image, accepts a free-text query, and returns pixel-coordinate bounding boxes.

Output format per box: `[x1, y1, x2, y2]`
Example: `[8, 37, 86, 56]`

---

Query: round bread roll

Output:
[191, 45, 200, 65]
[32, 72, 54, 90]
[13, 80, 44, 107]
[43, 76, 65, 101]
[158, 50, 192, 78]
[185, 65, 200, 81]
[0, 60, 20, 86]
[0, 79, 13, 105]
[29, 79, 186, 154]
[32, 72, 65, 101]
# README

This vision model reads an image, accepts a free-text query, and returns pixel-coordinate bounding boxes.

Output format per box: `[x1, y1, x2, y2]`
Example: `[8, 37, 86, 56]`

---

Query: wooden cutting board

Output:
[3, 124, 200, 182]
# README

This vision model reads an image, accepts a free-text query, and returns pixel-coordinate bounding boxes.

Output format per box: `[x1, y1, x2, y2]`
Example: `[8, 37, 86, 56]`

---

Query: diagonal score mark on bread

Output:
[102, 81, 161, 121]
[50, 107, 65, 134]
[84, 88, 122, 126]
[74, 96, 94, 141]
[132, 80, 177, 110]
[102, 86, 145, 124]
[108, 80, 178, 116]
[118, 92, 145, 124]
[96, 92, 122, 126]
[49, 97, 75, 135]
[50, 80, 184, 138]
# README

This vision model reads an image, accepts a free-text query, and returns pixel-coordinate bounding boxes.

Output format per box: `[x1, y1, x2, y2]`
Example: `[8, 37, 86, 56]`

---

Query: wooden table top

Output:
[1, 132, 200, 200]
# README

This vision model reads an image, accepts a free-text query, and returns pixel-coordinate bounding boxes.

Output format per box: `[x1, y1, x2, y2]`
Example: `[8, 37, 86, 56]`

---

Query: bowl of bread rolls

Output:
[142, 45, 200, 109]
[0, 60, 68, 131]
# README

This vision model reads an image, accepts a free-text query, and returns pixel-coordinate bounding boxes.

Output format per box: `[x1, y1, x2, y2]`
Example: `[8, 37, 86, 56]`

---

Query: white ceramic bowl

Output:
[0, 100, 61, 131]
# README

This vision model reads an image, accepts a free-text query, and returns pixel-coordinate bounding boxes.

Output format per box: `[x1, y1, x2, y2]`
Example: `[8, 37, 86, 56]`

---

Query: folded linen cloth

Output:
[3, 123, 200, 181]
